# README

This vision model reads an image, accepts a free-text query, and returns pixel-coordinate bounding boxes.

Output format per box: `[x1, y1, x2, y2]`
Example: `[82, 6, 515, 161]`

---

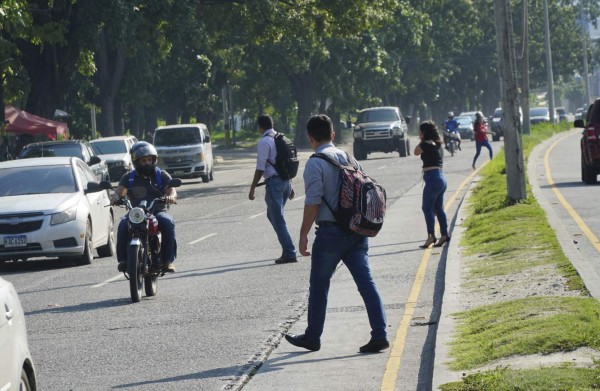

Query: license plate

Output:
[4, 235, 27, 248]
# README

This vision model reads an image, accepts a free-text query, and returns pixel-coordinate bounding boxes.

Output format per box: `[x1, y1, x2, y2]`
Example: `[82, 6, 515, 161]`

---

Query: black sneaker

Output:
[275, 255, 298, 264]
[117, 262, 127, 272]
[359, 339, 390, 353]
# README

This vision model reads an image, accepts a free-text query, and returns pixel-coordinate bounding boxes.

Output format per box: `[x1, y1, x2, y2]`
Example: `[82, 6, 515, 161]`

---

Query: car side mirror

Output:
[85, 181, 104, 194]
[574, 119, 584, 128]
[204, 135, 210, 143]
[404, 116, 411, 124]
[169, 178, 182, 188]
[98, 180, 113, 190]
[88, 156, 101, 165]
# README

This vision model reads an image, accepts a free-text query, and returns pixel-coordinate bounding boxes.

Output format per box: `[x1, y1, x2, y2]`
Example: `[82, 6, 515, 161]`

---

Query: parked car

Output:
[0, 276, 37, 391]
[556, 107, 568, 122]
[18, 140, 110, 183]
[575, 99, 600, 184]
[458, 111, 482, 123]
[529, 107, 551, 124]
[490, 107, 523, 141]
[0, 157, 115, 265]
[454, 116, 474, 141]
[89, 135, 138, 181]
[352, 106, 411, 160]
[153, 124, 214, 183]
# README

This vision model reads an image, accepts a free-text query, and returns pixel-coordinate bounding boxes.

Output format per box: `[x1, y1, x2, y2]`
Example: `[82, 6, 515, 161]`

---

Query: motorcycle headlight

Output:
[50, 206, 78, 225]
[128, 207, 145, 224]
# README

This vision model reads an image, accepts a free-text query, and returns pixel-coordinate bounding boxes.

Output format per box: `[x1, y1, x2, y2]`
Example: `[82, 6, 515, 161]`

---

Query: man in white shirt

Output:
[248, 114, 297, 264]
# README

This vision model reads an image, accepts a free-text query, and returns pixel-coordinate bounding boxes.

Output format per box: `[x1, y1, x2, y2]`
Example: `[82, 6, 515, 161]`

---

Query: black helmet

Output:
[131, 141, 158, 176]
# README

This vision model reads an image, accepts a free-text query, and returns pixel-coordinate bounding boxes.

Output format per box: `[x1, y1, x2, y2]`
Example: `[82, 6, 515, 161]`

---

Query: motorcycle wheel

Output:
[127, 244, 144, 303]
[144, 275, 158, 297]
[449, 141, 455, 157]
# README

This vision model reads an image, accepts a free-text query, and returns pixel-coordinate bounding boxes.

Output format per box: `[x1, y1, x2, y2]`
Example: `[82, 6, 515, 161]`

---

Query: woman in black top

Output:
[413, 121, 450, 248]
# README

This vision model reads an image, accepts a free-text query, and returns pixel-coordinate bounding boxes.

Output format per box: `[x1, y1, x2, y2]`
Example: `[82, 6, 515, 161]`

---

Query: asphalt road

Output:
[1, 137, 501, 390]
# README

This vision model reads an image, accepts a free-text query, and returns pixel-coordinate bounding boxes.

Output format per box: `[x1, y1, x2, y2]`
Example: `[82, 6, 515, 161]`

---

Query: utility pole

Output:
[522, 0, 530, 135]
[543, 0, 556, 122]
[580, 1, 591, 105]
[222, 85, 230, 147]
[494, 0, 527, 202]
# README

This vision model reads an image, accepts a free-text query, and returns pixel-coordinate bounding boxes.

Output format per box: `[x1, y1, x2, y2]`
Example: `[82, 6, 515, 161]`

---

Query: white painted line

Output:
[92, 274, 124, 288]
[235, 182, 248, 186]
[249, 212, 265, 219]
[292, 195, 306, 202]
[188, 232, 218, 245]
[378, 165, 387, 170]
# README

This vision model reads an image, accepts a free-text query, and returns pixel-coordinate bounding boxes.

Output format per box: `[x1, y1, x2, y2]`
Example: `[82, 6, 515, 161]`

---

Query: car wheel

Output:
[201, 174, 209, 183]
[20, 368, 33, 391]
[353, 142, 367, 160]
[76, 219, 93, 265]
[97, 214, 116, 258]
[582, 159, 598, 184]
[398, 140, 407, 157]
[209, 166, 214, 181]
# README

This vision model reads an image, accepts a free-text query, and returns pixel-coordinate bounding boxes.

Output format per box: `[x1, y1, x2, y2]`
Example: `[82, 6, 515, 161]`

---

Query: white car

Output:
[89, 135, 138, 182]
[0, 277, 37, 391]
[0, 157, 115, 266]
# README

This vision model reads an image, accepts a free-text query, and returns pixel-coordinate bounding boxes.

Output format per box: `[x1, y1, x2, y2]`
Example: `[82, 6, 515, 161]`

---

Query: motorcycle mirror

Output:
[169, 178, 182, 188]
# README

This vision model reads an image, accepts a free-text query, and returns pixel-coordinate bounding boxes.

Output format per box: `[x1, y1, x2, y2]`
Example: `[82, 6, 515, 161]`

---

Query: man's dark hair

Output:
[257, 114, 274, 130]
[306, 114, 333, 142]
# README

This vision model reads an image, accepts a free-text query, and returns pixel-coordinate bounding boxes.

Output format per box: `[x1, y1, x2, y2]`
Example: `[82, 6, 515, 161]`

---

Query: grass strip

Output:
[441, 122, 600, 389]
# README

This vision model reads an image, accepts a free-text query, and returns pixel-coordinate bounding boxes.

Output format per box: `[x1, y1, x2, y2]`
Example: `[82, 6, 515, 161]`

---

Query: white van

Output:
[153, 124, 214, 182]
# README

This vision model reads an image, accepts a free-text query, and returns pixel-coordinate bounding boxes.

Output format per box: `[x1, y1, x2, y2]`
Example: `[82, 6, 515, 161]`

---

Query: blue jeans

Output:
[422, 170, 448, 237]
[265, 176, 296, 258]
[473, 140, 493, 166]
[304, 225, 387, 343]
[117, 212, 177, 263]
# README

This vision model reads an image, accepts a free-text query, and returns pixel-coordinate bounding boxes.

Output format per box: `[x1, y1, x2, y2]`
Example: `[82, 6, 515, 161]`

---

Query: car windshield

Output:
[357, 110, 400, 123]
[19, 144, 82, 159]
[0, 165, 76, 195]
[455, 117, 472, 126]
[530, 108, 549, 116]
[154, 128, 201, 146]
[90, 140, 127, 155]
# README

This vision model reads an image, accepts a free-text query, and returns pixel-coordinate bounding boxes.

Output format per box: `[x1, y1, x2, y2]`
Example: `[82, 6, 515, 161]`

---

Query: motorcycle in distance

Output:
[98, 179, 182, 303]
[444, 130, 460, 157]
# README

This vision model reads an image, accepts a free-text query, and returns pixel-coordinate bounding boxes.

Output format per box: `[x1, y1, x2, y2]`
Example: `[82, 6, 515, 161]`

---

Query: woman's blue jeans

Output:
[473, 140, 493, 165]
[422, 169, 448, 237]
[264, 176, 296, 258]
[304, 225, 387, 343]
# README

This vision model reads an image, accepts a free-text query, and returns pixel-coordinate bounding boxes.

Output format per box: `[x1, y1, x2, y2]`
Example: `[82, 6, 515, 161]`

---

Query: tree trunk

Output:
[96, 30, 126, 137]
[291, 72, 315, 148]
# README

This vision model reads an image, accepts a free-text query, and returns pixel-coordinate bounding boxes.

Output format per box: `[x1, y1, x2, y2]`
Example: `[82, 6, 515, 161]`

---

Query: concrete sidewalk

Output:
[237, 179, 445, 391]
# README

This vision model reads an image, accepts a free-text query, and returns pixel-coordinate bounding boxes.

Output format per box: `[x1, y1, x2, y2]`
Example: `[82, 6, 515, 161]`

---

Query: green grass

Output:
[441, 122, 600, 389]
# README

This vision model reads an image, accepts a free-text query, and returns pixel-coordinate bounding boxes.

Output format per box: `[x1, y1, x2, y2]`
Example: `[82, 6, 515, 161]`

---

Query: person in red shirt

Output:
[472, 112, 495, 169]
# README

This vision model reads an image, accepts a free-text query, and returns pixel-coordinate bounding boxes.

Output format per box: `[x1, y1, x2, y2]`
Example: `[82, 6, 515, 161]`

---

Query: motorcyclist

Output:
[443, 112, 461, 151]
[114, 141, 178, 273]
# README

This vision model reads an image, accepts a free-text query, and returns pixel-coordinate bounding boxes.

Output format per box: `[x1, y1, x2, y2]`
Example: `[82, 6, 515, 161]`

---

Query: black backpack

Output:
[268, 132, 299, 180]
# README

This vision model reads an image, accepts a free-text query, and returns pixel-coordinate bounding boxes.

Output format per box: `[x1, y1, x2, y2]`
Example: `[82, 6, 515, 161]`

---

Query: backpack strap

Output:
[266, 132, 278, 167]
[311, 152, 359, 170]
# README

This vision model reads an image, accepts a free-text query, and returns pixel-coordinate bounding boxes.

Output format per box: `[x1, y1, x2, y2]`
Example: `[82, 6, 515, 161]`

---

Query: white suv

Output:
[89, 135, 138, 181]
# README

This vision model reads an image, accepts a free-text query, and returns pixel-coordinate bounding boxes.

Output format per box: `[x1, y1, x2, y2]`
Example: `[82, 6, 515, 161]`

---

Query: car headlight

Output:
[353, 127, 363, 139]
[50, 206, 77, 225]
[192, 153, 204, 162]
[128, 207, 145, 224]
[392, 126, 401, 135]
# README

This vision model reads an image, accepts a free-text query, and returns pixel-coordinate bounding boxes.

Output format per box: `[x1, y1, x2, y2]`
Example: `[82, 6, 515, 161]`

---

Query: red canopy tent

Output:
[4, 105, 69, 140]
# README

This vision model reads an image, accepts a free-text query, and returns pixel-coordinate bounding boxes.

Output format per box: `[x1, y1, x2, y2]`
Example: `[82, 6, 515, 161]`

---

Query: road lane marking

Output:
[188, 233, 218, 245]
[93, 274, 124, 288]
[291, 195, 306, 202]
[378, 165, 387, 170]
[381, 163, 486, 390]
[544, 134, 600, 252]
[249, 212, 265, 219]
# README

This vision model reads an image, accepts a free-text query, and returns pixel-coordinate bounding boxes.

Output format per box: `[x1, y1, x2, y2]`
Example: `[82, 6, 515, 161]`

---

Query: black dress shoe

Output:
[275, 255, 298, 264]
[359, 339, 390, 353]
[117, 262, 127, 272]
[285, 333, 320, 351]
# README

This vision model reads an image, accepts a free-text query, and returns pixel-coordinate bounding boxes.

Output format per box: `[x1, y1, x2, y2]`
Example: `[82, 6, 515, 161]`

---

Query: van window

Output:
[154, 127, 202, 146]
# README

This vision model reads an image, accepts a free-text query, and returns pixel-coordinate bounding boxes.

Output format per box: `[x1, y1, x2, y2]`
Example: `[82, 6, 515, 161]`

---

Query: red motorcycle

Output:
[100, 179, 181, 302]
